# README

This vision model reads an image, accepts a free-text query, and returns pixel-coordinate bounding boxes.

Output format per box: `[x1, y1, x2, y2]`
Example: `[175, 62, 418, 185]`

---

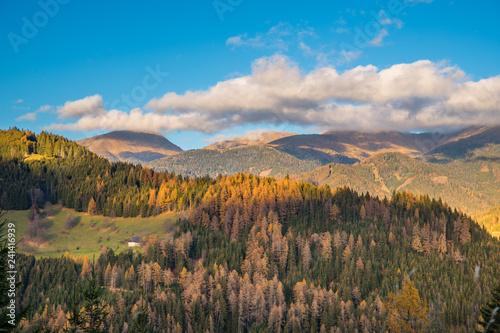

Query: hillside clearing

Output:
[4, 207, 179, 258]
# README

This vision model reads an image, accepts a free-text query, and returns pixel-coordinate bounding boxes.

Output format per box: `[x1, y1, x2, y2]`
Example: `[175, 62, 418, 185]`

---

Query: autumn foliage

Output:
[386, 279, 429, 333]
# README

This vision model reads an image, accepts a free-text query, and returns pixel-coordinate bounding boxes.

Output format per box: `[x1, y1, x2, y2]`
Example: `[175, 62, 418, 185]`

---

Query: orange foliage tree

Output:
[385, 279, 429, 332]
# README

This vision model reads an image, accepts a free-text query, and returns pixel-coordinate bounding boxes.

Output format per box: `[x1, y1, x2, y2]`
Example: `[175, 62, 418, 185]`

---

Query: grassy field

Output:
[3, 207, 180, 258]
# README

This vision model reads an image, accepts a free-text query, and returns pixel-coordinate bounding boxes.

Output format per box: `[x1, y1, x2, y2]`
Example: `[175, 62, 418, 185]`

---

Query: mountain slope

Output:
[148, 130, 448, 177]
[425, 126, 500, 162]
[147, 145, 329, 177]
[299, 152, 500, 217]
[13, 171, 500, 332]
[268, 130, 439, 161]
[77, 131, 182, 164]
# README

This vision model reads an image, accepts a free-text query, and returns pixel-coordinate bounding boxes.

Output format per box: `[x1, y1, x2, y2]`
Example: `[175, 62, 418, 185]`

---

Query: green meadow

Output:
[3, 206, 180, 258]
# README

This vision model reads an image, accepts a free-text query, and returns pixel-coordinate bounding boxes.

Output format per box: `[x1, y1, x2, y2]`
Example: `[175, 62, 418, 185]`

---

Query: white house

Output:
[128, 237, 140, 247]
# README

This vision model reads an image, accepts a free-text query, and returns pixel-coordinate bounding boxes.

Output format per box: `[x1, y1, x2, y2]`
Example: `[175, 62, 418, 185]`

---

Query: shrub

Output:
[64, 213, 78, 230]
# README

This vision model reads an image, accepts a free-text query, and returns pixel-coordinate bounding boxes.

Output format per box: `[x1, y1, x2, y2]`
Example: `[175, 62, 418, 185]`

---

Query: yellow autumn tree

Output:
[87, 197, 96, 215]
[385, 279, 429, 333]
[178, 267, 188, 287]
[152, 262, 163, 287]
[81, 255, 91, 279]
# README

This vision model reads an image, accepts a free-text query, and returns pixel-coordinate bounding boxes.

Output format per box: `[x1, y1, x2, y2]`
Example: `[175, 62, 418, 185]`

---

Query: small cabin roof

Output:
[129, 237, 140, 243]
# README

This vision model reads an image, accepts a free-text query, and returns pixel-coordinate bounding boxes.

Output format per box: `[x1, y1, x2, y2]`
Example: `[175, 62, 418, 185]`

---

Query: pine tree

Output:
[478, 281, 500, 332]
[301, 241, 312, 270]
[152, 262, 163, 287]
[342, 245, 352, 263]
[459, 220, 471, 244]
[230, 212, 240, 241]
[359, 205, 366, 220]
[320, 232, 332, 260]
[421, 224, 431, 256]
[78, 259, 109, 333]
[131, 290, 150, 333]
[437, 233, 447, 254]
[356, 257, 364, 271]
[411, 224, 423, 253]
[330, 204, 340, 220]
[104, 263, 112, 286]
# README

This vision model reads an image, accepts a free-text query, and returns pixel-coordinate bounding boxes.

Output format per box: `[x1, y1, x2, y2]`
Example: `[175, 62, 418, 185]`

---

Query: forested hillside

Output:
[0, 128, 499, 332]
[147, 145, 335, 178]
[424, 126, 500, 162]
[300, 153, 500, 221]
[146, 130, 441, 178]
[144, 128, 500, 231]
[13, 177, 500, 332]
[0, 128, 212, 217]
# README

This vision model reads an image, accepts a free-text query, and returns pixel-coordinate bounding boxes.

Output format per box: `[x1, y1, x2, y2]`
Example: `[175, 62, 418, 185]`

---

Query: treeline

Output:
[0, 127, 88, 159]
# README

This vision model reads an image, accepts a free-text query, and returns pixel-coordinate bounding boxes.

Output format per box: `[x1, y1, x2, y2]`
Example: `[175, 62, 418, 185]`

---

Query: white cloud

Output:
[378, 10, 403, 28]
[37, 105, 52, 113]
[16, 105, 52, 122]
[226, 35, 246, 47]
[370, 29, 389, 46]
[226, 22, 317, 52]
[203, 133, 239, 143]
[57, 94, 106, 119]
[148, 56, 463, 109]
[365, 11, 404, 47]
[299, 42, 313, 56]
[226, 22, 293, 50]
[203, 129, 277, 144]
[446, 77, 500, 112]
[13, 99, 24, 104]
[16, 112, 37, 122]
[47, 108, 219, 133]
[338, 50, 361, 64]
[49, 55, 500, 133]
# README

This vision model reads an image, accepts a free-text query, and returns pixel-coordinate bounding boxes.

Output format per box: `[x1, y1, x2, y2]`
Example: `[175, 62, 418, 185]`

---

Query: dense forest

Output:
[146, 145, 331, 178]
[0, 128, 213, 217]
[1, 128, 500, 332]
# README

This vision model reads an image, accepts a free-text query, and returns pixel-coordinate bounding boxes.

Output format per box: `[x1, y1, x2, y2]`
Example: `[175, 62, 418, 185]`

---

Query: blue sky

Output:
[1, 0, 500, 150]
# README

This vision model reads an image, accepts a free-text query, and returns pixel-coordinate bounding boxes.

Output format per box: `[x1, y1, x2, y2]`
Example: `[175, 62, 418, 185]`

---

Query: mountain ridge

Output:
[77, 130, 182, 164]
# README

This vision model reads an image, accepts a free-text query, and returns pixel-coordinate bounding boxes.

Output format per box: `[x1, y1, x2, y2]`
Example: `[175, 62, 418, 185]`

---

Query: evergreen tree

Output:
[77, 259, 109, 332]
[130, 289, 150, 333]
[478, 281, 500, 333]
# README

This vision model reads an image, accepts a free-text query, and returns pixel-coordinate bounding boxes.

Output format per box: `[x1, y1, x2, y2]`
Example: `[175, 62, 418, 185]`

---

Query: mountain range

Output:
[78, 126, 500, 233]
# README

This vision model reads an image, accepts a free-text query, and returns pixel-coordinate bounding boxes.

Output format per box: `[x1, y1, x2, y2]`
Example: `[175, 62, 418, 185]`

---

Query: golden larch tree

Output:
[386, 279, 429, 333]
